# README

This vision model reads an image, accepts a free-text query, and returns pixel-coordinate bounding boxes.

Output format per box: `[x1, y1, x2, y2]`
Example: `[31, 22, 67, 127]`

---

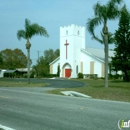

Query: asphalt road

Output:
[0, 86, 130, 130]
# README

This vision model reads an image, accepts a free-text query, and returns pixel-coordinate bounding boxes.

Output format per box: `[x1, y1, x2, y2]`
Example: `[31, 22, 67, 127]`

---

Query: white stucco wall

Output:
[60, 24, 85, 78]
[80, 51, 104, 77]
[0, 70, 6, 78]
[50, 58, 60, 74]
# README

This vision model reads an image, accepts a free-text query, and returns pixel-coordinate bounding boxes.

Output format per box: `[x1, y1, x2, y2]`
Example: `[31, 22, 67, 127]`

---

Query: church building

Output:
[49, 24, 114, 78]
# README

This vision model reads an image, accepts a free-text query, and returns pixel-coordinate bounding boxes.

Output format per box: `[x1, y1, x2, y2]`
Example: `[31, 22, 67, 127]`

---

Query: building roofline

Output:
[81, 49, 104, 63]
[49, 57, 60, 65]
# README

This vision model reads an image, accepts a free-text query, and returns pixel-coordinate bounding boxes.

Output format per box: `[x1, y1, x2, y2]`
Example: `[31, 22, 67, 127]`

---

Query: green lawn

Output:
[0, 78, 129, 102]
[46, 79, 130, 102]
[0, 78, 49, 87]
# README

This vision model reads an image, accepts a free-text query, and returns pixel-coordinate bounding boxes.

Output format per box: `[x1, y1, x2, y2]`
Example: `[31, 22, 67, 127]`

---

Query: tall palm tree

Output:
[92, 32, 114, 45]
[17, 19, 49, 84]
[87, 0, 123, 87]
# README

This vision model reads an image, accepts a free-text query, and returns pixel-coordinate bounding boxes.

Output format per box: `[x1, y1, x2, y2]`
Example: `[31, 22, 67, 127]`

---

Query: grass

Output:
[0, 78, 49, 87]
[46, 79, 130, 102]
[0, 78, 130, 102]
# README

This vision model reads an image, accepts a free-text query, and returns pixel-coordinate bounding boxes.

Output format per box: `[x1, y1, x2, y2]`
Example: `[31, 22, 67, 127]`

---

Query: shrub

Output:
[23, 74, 27, 78]
[4, 72, 15, 78]
[108, 74, 113, 79]
[42, 74, 58, 78]
[30, 71, 35, 78]
[78, 73, 83, 79]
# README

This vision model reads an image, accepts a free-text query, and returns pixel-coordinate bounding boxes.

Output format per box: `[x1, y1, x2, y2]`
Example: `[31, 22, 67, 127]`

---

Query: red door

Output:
[65, 69, 71, 77]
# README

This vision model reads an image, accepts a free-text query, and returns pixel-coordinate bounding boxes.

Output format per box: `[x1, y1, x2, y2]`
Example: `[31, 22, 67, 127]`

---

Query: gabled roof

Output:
[81, 49, 104, 62]
[16, 68, 32, 72]
[83, 47, 114, 62]
[49, 57, 60, 65]
[49, 47, 115, 65]
[4, 70, 16, 73]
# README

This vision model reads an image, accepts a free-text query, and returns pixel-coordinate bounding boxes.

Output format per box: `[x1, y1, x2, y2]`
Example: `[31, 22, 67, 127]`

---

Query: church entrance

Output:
[62, 63, 71, 78]
[65, 69, 71, 77]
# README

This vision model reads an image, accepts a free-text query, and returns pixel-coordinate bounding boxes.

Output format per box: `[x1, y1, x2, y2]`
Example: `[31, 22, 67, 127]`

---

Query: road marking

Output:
[0, 124, 15, 130]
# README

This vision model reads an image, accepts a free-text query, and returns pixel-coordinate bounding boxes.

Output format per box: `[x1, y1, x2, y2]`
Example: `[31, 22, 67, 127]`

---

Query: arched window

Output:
[76, 65, 78, 74]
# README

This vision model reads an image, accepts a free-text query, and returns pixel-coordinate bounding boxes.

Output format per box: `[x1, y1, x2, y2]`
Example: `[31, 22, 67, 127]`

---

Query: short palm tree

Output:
[17, 19, 49, 84]
[87, 0, 123, 87]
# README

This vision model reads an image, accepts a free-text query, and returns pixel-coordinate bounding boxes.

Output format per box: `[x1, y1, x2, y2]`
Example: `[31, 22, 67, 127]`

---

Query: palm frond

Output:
[93, 2, 102, 16]
[25, 19, 31, 33]
[30, 23, 49, 38]
[87, 17, 102, 36]
[92, 32, 114, 45]
[92, 34, 104, 44]
[108, 32, 115, 44]
[93, 2, 108, 21]
[17, 30, 26, 40]
[107, 0, 123, 20]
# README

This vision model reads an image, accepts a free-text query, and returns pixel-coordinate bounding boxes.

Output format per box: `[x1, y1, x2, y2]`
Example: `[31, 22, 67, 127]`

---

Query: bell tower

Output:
[60, 24, 85, 78]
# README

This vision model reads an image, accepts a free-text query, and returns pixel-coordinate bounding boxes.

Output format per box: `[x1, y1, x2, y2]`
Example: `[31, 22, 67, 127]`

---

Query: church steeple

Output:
[60, 24, 85, 78]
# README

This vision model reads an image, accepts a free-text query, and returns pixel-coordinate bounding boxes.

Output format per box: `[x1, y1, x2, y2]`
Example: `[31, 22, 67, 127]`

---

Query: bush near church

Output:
[108, 74, 123, 79]
[78, 73, 83, 79]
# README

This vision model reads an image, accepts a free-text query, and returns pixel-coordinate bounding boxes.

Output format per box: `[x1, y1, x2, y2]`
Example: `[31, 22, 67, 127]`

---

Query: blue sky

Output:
[0, 0, 129, 65]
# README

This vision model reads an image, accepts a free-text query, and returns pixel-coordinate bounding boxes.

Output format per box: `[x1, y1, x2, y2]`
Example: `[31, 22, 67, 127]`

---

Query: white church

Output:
[49, 24, 114, 78]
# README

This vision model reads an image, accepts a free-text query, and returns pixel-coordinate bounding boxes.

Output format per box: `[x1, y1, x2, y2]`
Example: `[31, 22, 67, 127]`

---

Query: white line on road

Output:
[0, 124, 15, 130]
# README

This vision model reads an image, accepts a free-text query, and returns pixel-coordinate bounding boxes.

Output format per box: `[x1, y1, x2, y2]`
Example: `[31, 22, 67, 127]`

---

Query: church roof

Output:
[49, 47, 115, 65]
[49, 57, 60, 65]
[83, 47, 114, 62]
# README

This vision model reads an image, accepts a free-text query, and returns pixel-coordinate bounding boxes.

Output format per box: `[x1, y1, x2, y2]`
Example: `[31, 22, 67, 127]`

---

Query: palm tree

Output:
[92, 32, 114, 45]
[17, 19, 49, 84]
[87, 0, 123, 87]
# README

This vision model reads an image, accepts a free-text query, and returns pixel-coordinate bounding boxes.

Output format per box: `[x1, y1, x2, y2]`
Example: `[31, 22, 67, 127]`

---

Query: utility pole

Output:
[37, 51, 40, 77]
[37, 51, 40, 62]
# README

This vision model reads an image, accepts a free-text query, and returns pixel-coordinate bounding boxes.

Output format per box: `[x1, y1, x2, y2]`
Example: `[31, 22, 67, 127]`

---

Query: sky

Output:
[0, 0, 130, 65]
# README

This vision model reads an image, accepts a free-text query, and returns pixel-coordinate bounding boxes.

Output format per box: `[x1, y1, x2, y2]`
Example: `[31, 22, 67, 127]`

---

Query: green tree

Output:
[57, 65, 60, 77]
[44, 49, 60, 64]
[0, 48, 27, 69]
[111, 6, 130, 82]
[0, 52, 3, 66]
[13, 48, 28, 68]
[34, 49, 60, 77]
[87, 0, 123, 87]
[17, 19, 49, 83]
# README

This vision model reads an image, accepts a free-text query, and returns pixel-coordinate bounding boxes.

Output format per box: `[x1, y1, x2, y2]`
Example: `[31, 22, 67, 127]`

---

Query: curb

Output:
[61, 91, 92, 98]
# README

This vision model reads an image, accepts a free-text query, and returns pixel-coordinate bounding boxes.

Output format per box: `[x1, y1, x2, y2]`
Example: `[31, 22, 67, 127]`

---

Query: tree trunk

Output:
[26, 39, 31, 84]
[124, 70, 129, 82]
[27, 48, 30, 84]
[103, 21, 108, 88]
[104, 34, 108, 87]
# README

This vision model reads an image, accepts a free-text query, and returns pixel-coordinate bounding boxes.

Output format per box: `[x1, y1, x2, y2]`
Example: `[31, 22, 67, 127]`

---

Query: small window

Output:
[77, 30, 80, 35]
[66, 30, 68, 35]
[76, 65, 78, 74]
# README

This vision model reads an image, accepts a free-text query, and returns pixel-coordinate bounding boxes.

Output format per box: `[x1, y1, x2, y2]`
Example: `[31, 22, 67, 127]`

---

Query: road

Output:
[0, 85, 130, 130]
